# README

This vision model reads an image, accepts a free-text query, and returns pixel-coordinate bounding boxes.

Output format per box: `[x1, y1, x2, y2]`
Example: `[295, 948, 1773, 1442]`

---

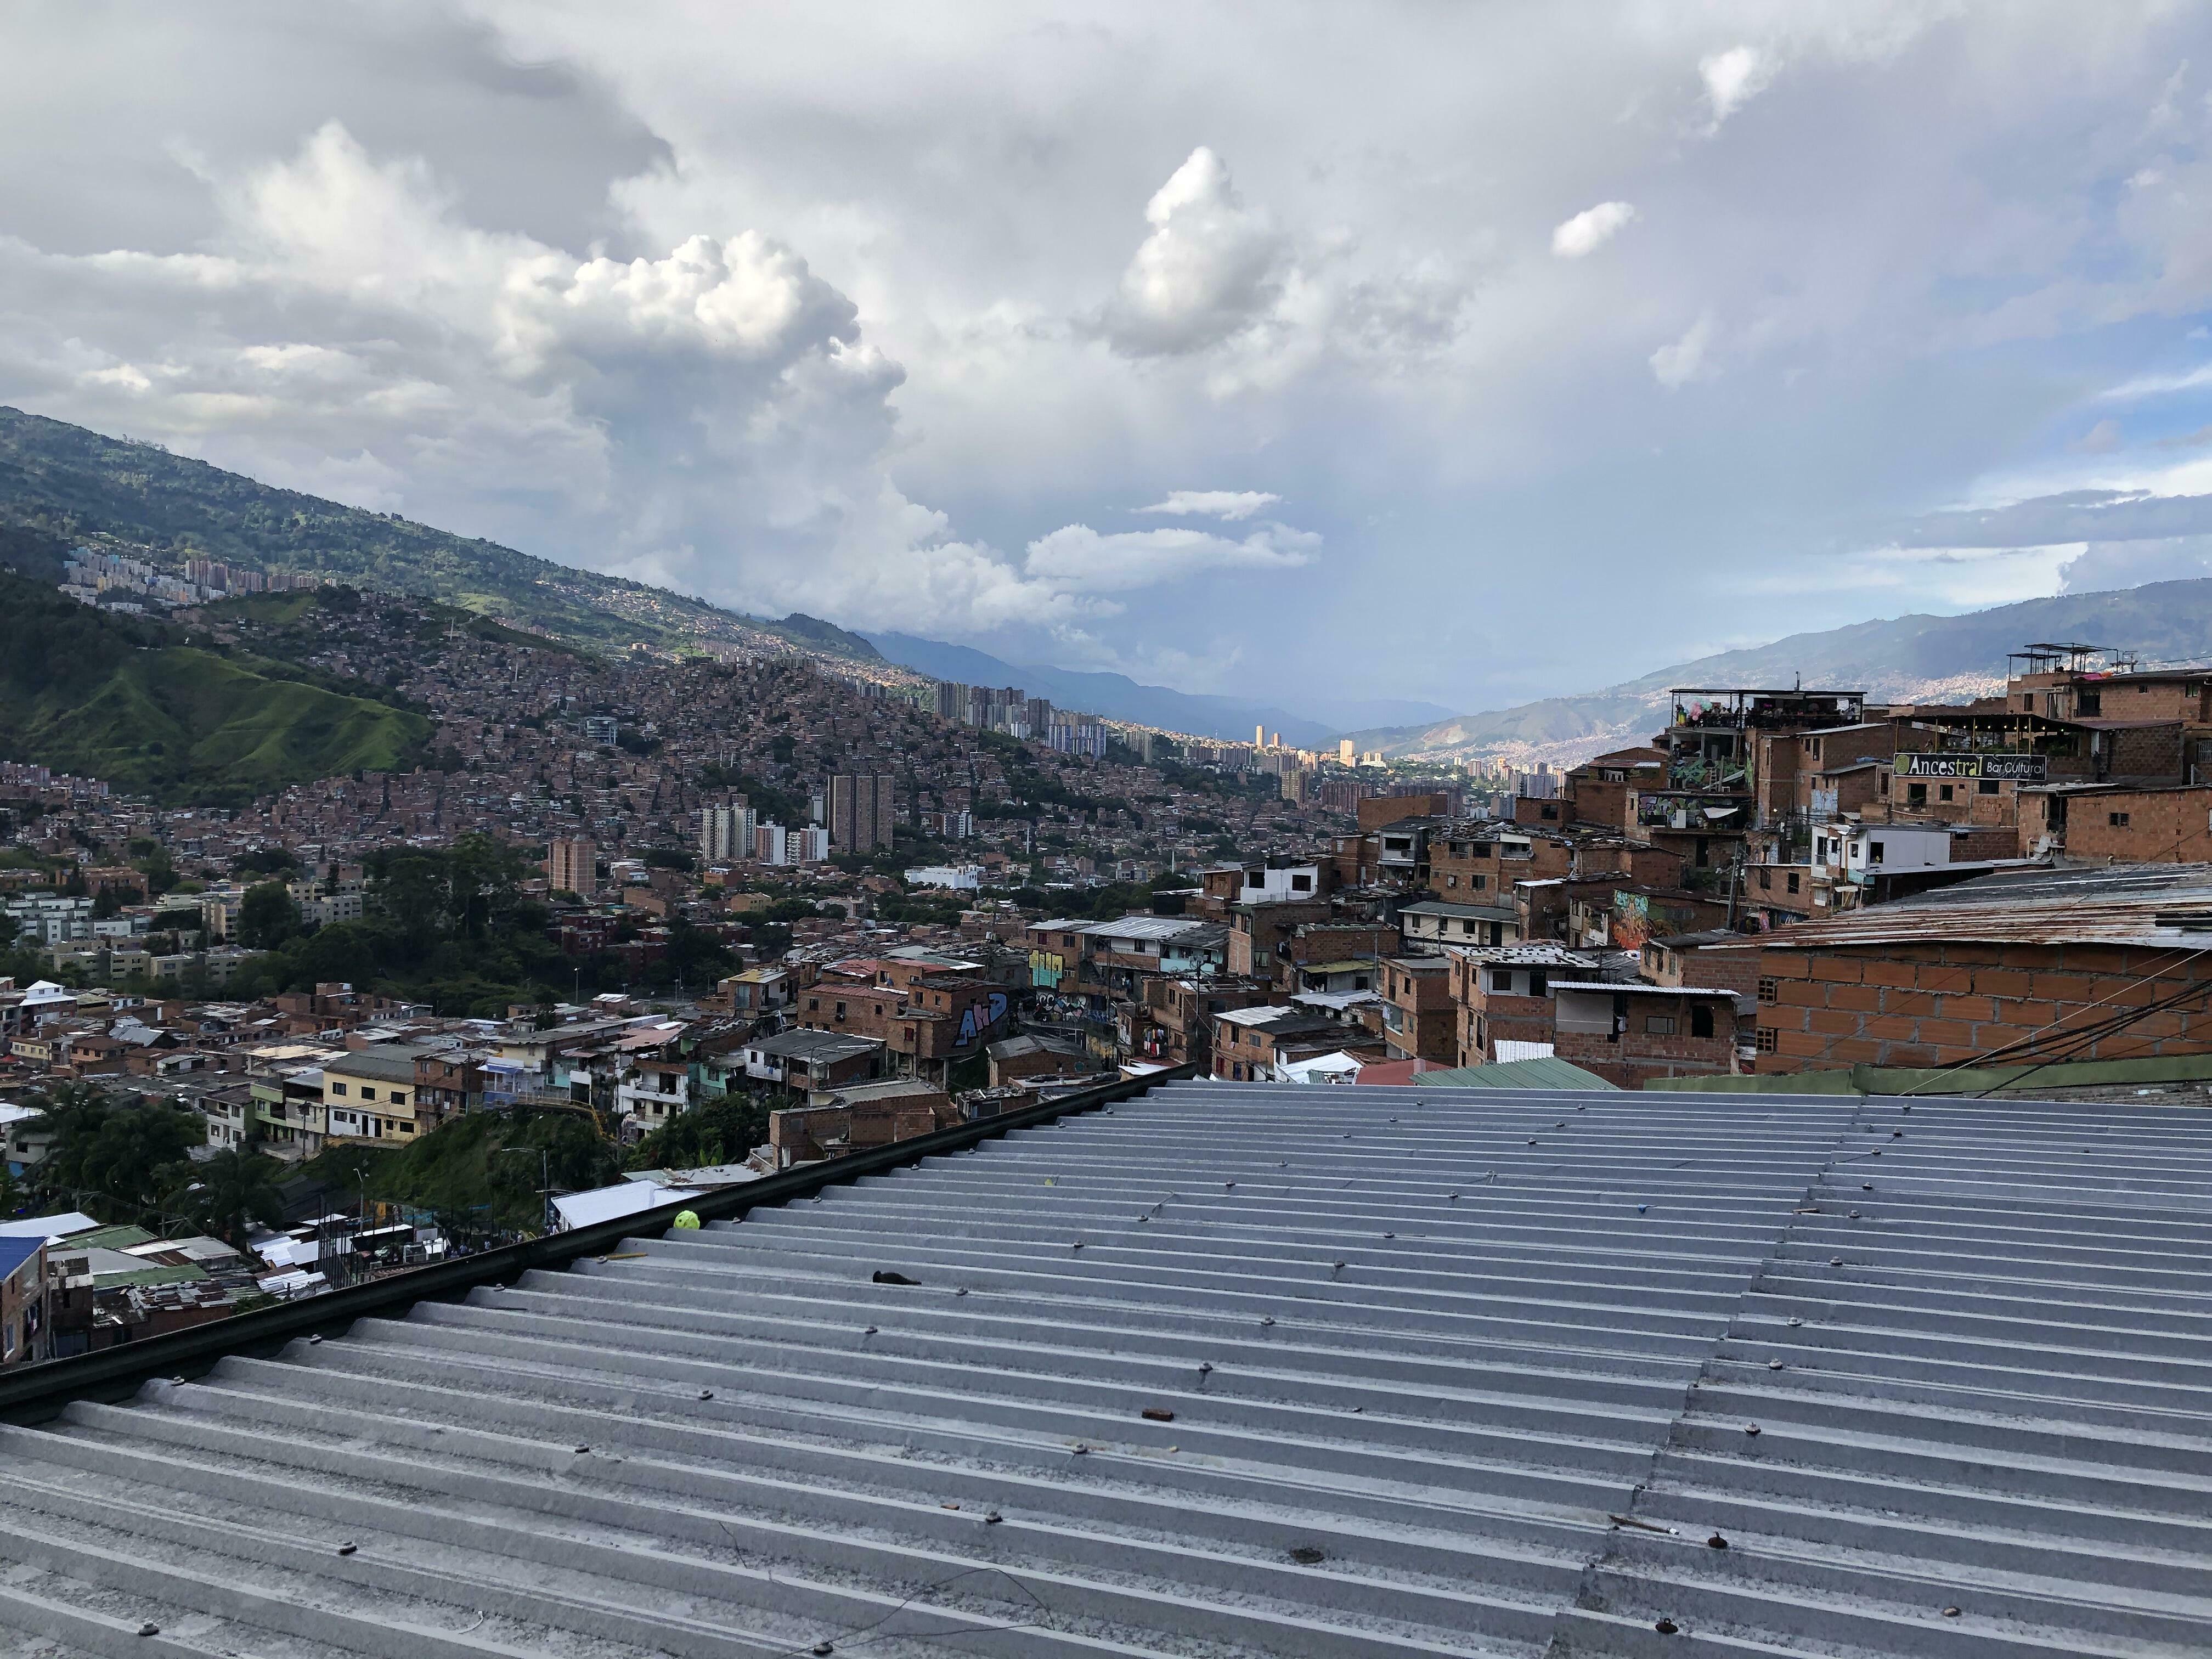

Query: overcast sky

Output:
[9, 2, 2212, 719]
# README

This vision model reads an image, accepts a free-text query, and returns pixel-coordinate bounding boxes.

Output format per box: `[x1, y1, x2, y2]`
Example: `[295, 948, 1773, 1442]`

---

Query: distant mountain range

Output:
[1348, 580, 2212, 765]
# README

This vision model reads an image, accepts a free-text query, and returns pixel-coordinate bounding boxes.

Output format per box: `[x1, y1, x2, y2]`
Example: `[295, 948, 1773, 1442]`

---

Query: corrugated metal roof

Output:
[1406, 1056, 1619, 1090]
[2, 1079, 2210, 1656]
[1723, 860, 2212, 950]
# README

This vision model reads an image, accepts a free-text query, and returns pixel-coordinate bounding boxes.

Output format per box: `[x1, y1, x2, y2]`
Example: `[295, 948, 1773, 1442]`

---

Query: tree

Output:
[166, 1148, 285, 1248]
[25, 1084, 204, 1224]
[238, 881, 301, 949]
[625, 1094, 771, 1174]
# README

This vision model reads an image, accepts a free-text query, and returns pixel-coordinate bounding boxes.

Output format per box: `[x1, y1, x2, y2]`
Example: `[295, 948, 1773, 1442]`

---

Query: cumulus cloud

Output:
[1551, 201, 1637, 259]
[1136, 489, 1281, 520]
[1091, 146, 1473, 384]
[1700, 46, 1775, 127]
[1098, 148, 1289, 357]
[0, 121, 1290, 637]
[1650, 312, 1717, 387]
[1022, 522, 1321, 594]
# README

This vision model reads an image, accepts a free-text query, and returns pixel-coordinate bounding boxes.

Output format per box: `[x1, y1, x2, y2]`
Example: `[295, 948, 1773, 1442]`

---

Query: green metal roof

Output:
[1408, 1056, 1620, 1091]
[63, 1224, 157, 1251]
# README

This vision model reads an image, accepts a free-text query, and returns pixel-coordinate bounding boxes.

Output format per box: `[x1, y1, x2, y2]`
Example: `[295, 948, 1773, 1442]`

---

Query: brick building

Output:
[1380, 957, 1455, 1063]
[1722, 864, 2212, 1074]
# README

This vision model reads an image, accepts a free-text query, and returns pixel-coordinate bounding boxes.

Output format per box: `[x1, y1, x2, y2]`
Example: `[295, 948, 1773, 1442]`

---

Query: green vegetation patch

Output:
[0, 572, 427, 804]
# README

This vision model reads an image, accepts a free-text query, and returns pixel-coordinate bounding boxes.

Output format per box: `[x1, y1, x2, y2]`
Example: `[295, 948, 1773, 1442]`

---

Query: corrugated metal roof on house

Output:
[1725, 860, 2212, 949]
[3, 1080, 2211, 1656]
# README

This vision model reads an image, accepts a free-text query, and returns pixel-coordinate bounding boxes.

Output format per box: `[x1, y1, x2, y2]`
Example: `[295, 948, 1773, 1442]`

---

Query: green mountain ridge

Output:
[0, 405, 880, 664]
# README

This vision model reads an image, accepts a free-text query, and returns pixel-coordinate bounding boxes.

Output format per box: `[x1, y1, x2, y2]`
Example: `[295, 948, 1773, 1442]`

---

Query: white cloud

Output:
[0, 122, 1097, 637]
[1551, 201, 1637, 259]
[1700, 46, 1775, 128]
[1650, 312, 1717, 388]
[1098, 147, 1288, 357]
[1091, 147, 1473, 386]
[1136, 489, 1282, 521]
[1023, 522, 1321, 594]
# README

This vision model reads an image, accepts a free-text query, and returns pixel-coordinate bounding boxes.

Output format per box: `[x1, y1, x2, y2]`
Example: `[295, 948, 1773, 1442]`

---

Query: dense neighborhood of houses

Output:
[14, 623, 2212, 1369]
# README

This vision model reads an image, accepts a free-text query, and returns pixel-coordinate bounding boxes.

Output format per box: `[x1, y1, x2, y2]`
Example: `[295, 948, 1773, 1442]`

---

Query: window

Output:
[1756, 1025, 1778, 1053]
[1979, 780, 1999, 795]
[1291, 873, 1312, 892]
[360, 1087, 377, 1103]
[1938, 784, 1954, 802]
[330, 1081, 347, 1097]
[1868, 842, 1886, 864]
[391, 1091, 407, 1106]
[1463, 918, 1480, 935]
[1690, 1004, 1715, 1039]
[1528, 970, 1548, 997]
[1907, 783, 1927, 805]
[1540, 804, 1558, 820]
[1446, 874, 1459, 889]
[1786, 872, 1801, 895]
[1644, 1014, 1676, 1035]
[1489, 969, 1513, 992]
[2108, 811, 2131, 827]
[1757, 868, 1771, 889]
[834, 1002, 847, 1018]
[1757, 977, 1779, 1004]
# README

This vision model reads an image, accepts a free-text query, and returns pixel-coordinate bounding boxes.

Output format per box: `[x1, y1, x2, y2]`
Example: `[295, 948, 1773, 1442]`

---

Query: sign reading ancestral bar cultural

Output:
[1894, 751, 2047, 782]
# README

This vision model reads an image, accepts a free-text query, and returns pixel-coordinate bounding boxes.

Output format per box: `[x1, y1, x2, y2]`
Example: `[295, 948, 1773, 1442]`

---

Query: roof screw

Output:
[1654, 1617, 1680, 1634]
[1848, 1210, 1862, 1219]
[983, 1511, 1002, 1525]
[1942, 1607, 1961, 1618]
[1706, 1533, 1728, 1550]
[574, 1444, 591, 1454]
[812, 1644, 836, 1656]
[1261, 1316, 1274, 1327]
[136, 1624, 160, 1638]
[955, 1288, 968, 1296]
[698, 1390, 714, 1401]
[336, 1542, 357, 1556]
[307, 1334, 323, 1345]
[1768, 1359, 1785, 1371]
[1744, 1423, 1761, 1437]
[862, 1325, 878, 1336]
[1786, 1317, 1802, 1328]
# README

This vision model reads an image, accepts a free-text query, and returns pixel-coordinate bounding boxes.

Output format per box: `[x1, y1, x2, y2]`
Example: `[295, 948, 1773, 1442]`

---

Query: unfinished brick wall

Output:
[1750, 941, 2212, 1071]
[2062, 787, 2212, 865]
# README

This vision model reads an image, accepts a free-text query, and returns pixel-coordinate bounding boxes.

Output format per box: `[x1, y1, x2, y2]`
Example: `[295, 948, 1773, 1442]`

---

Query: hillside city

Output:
[9, 535, 2212, 1365]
